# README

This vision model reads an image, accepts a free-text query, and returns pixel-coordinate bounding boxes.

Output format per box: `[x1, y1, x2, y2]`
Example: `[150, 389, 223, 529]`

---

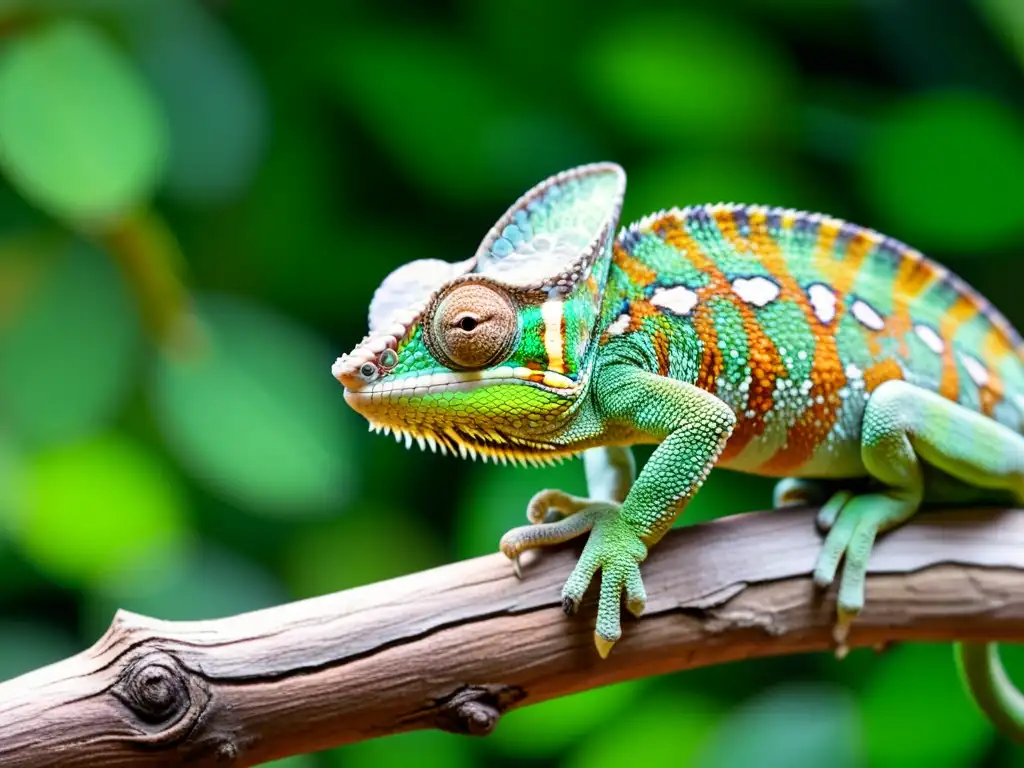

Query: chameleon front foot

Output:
[500, 501, 648, 658]
[563, 507, 648, 657]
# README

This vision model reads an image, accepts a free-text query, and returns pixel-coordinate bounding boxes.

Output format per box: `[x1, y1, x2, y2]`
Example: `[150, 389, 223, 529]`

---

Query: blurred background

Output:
[0, 0, 1022, 765]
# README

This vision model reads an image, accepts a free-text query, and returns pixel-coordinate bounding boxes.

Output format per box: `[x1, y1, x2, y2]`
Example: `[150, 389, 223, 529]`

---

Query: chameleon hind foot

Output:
[500, 502, 648, 656]
[812, 380, 1024, 657]
[811, 488, 918, 654]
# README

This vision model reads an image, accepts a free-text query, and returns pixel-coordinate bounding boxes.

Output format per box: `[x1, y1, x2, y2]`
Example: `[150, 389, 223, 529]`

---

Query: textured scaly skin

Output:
[333, 163, 1024, 741]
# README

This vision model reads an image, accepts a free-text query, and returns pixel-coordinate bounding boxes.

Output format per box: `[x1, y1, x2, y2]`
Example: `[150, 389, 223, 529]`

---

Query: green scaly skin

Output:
[333, 163, 1024, 741]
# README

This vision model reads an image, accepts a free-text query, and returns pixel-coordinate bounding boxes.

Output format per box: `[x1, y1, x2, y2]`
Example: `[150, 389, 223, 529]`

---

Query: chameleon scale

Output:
[333, 163, 1024, 742]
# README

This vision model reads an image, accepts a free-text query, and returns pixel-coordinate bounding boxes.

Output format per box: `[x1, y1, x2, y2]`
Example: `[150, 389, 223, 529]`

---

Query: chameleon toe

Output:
[594, 632, 617, 659]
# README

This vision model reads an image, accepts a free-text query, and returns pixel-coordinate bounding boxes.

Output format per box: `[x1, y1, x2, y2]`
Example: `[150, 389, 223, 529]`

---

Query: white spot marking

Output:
[913, 324, 944, 354]
[960, 353, 990, 388]
[651, 285, 699, 316]
[607, 313, 631, 336]
[731, 276, 780, 307]
[807, 283, 836, 324]
[851, 300, 885, 331]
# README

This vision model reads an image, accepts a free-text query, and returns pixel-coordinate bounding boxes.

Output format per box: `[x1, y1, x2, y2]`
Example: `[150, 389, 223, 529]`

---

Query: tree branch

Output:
[2, 506, 1024, 767]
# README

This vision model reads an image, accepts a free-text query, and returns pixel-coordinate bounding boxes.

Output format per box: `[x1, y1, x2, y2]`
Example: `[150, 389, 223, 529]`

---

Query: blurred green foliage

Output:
[0, 1, 1022, 766]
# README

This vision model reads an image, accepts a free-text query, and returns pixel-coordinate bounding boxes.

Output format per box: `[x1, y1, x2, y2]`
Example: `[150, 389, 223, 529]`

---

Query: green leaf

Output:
[151, 294, 357, 518]
[0, 238, 140, 447]
[0, 18, 167, 226]
[565, 690, 724, 768]
[693, 682, 863, 768]
[861, 90, 1024, 250]
[489, 678, 652, 758]
[124, 0, 268, 205]
[10, 432, 187, 587]
[859, 643, 993, 767]
[580, 11, 795, 145]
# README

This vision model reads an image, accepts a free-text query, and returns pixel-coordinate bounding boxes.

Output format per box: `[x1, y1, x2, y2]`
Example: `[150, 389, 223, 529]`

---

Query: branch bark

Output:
[2, 506, 1024, 767]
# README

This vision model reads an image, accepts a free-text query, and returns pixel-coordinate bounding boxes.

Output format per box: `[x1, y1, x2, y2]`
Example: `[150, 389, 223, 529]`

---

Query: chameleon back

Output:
[603, 203, 1024, 477]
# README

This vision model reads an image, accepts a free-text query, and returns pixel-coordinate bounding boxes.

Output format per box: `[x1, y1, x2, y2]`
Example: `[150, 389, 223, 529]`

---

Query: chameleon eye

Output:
[358, 361, 379, 382]
[426, 282, 518, 370]
[378, 348, 399, 369]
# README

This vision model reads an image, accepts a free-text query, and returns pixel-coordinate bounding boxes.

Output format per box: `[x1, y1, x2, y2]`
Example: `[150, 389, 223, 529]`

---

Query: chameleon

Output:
[332, 162, 1024, 741]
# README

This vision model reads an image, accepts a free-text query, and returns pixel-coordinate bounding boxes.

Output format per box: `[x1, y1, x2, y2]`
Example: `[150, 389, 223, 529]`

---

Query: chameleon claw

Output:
[832, 606, 854, 658]
[511, 555, 522, 580]
[562, 595, 579, 616]
[594, 631, 616, 659]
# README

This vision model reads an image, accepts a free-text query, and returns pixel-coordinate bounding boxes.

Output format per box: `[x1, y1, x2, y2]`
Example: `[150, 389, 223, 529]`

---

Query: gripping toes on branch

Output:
[500, 499, 648, 656]
[564, 508, 648, 658]
[811, 489, 912, 654]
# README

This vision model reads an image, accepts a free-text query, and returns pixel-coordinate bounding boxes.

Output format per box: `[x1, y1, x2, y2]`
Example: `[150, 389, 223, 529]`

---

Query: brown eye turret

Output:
[426, 282, 518, 370]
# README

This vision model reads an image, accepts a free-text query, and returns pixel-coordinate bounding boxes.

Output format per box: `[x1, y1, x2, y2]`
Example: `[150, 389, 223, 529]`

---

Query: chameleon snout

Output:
[331, 336, 400, 392]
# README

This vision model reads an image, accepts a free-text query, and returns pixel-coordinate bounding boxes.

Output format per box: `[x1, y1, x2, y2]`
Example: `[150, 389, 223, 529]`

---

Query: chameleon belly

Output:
[602, 204, 1024, 478]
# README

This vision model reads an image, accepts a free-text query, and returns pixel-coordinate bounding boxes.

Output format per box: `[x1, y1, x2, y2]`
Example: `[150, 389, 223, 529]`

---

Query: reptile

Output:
[331, 162, 1024, 741]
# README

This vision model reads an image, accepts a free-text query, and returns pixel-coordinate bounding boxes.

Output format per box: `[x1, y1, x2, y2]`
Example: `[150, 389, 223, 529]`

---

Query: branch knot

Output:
[433, 684, 526, 736]
[112, 649, 207, 738]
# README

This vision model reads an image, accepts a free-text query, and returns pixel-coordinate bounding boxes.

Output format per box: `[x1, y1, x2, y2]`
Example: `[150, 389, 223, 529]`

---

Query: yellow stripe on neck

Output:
[541, 298, 566, 374]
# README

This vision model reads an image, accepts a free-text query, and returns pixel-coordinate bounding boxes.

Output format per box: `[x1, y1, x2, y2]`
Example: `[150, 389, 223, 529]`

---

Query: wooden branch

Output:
[2, 506, 1024, 767]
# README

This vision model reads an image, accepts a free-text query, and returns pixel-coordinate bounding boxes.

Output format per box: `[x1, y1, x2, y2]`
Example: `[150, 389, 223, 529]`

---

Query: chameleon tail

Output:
[955, 641, 1024, 743]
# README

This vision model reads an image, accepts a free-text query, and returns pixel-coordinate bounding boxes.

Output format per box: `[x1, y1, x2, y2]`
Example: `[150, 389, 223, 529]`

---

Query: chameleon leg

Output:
[503, 364, 735, 656]
[583, 445, 637, 504]
[812, 380, 1024, 646]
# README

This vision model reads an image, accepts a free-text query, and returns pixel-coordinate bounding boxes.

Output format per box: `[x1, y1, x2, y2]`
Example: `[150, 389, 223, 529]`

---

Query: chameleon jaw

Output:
[358, 417, 574, 467]
[339, 368, 583, 467]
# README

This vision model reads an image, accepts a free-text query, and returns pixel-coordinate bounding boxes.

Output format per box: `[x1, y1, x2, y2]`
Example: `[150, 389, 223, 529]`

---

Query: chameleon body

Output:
[333, 163, 1024, 740]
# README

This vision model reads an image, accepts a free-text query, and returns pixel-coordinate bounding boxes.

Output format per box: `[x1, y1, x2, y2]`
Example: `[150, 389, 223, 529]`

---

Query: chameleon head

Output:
[333, 162, 627, 464]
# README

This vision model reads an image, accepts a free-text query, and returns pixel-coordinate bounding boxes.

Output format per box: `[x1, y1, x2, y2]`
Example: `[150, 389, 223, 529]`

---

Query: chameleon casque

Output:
[332, 163, 1024, 740]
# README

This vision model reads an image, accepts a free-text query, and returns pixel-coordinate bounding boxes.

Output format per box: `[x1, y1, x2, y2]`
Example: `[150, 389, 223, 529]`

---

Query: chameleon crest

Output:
[334, 163, 625, 463]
